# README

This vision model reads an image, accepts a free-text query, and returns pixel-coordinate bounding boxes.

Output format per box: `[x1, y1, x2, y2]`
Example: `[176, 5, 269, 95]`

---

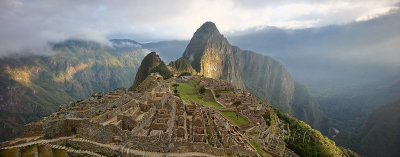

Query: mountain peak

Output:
[129, 51, 172, 91]
[182, 22, 227, 72]
[196, 21, 219, 34]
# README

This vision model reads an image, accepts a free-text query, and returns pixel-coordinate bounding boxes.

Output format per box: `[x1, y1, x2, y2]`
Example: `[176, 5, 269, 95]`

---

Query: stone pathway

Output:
[210, 89, 227, 108]
[1, 136, 73, 150]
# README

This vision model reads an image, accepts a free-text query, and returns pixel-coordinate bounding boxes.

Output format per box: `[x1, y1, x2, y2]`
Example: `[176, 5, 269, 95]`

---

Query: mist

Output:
[227, 11, 400, 132]
[1, 0, 398, 56]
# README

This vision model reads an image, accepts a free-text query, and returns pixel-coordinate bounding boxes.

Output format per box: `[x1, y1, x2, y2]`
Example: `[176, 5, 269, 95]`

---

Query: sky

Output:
[0, 0, 399, 56]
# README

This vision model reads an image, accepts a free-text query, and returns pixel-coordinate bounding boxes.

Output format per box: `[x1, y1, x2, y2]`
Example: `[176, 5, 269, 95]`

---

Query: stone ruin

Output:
[0, 73, 265, 157]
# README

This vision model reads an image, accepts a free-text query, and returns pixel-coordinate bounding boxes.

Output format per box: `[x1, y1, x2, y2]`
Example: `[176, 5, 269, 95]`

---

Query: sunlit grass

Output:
[249, 140, 271, 157]
[219, 111, 249, 126]
[175, 82, 223, 108]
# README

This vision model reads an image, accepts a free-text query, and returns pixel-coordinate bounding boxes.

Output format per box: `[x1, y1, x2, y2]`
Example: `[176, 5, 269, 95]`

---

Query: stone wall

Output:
[93, 99, 138, 124]
[67, 139, 120, 156]
[117, 114, 137, 131]
[43, 119, 83, 139]
[22, 122, 43, 137]
[77, 120, 117, 144]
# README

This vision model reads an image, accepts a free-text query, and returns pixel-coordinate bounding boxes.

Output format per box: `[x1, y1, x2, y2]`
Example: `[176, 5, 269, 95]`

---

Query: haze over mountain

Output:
[0, 40, 149, 142]
[171, 22, 329, 133]
[1, 0, 398, 56]
[228, 11, 400, 133]
[334, 98, 400, 157]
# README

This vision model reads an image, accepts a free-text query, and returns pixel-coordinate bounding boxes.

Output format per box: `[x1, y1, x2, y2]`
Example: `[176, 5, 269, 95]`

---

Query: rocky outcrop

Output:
[168, 58, 196, 74]
[177, 21, 328, 132]
[130, 52, 172, 91]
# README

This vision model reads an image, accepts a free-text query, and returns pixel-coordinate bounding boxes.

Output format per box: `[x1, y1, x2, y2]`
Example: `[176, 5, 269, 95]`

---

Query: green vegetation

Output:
[21, 144, 38, 157]
[249, 140, 271, 157]
[178, 72, 192, 77]
[272, 108, 357, 157]
[220, 111, 249, 126]
[174, 81, 222, 108]
[0, 39, 143, 142]
[130, 52, 170, 90]
[0, 148, 18, 157]
[38, 145, 53, 157]
[168, 57, 196, 74]
[262, 108, 279, 134]
[340, 147, 360, 157]
[52, 149, 68, 157]
[65, 143, 81, 150]
[150, 63, 172, 79]
[198, 86, 206, 94]
[233, 101, 242, 120]
[134, 76, 158, 92]
[250, 132, 260, 136]
[205, 124, 215, 146]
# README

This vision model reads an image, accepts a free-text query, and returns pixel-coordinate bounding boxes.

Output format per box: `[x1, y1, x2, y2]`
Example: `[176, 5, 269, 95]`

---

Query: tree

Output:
[172, 84, 179, 96]
[199, 86, 206, 94]
[233, 101, 241, 120]
[178, 72, 191, 77]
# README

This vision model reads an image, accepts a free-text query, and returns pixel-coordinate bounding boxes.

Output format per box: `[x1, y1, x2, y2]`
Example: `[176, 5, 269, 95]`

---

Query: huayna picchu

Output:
[0, 50, 357, 156]
[170, 22, 329, 134]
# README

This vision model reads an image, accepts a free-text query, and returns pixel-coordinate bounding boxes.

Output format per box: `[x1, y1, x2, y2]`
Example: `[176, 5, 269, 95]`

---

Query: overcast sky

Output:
[0, 0, 399, 55]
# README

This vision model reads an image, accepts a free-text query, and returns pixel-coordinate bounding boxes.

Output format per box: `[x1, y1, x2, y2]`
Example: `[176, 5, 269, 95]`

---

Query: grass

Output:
[38, 145, 53, 157]
[250, 132, 260, 136]
[21, 144, 38, 157]
[175, 82, 223, 108]
[52, 149, 68, 157]
[0, 148, 18, 157]
[219, 111, 249, 126]
[249, 140, 271, 157]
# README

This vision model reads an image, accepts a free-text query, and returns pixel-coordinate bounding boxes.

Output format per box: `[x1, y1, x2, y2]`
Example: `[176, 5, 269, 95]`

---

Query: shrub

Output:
[179, 72, 191, 77]
[199, 86, 206, 94]
[172, 83, 179, 88]
[151, 63, 172, 79]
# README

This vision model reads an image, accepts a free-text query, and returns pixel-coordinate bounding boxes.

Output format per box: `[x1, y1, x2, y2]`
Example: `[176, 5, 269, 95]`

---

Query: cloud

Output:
[0, 0, 399, 56]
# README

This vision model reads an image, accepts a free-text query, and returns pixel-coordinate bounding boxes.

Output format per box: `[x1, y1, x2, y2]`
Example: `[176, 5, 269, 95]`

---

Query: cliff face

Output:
[0, 39, 146, 142]
[182, 22, 242, 88]
[179, 21, 327, 132]
[168, 57, 196, 74]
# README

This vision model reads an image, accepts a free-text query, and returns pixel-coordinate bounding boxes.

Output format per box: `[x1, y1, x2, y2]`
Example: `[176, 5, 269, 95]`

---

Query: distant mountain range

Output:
[228, 12, 400, 133]
[0, 40, 148, 142]
[334, 98, 400, 157]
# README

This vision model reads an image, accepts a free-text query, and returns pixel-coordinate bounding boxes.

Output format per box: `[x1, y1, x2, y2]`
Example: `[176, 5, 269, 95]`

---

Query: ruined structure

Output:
[0, 73, 273, 157]
[0, 71, 356, 157]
